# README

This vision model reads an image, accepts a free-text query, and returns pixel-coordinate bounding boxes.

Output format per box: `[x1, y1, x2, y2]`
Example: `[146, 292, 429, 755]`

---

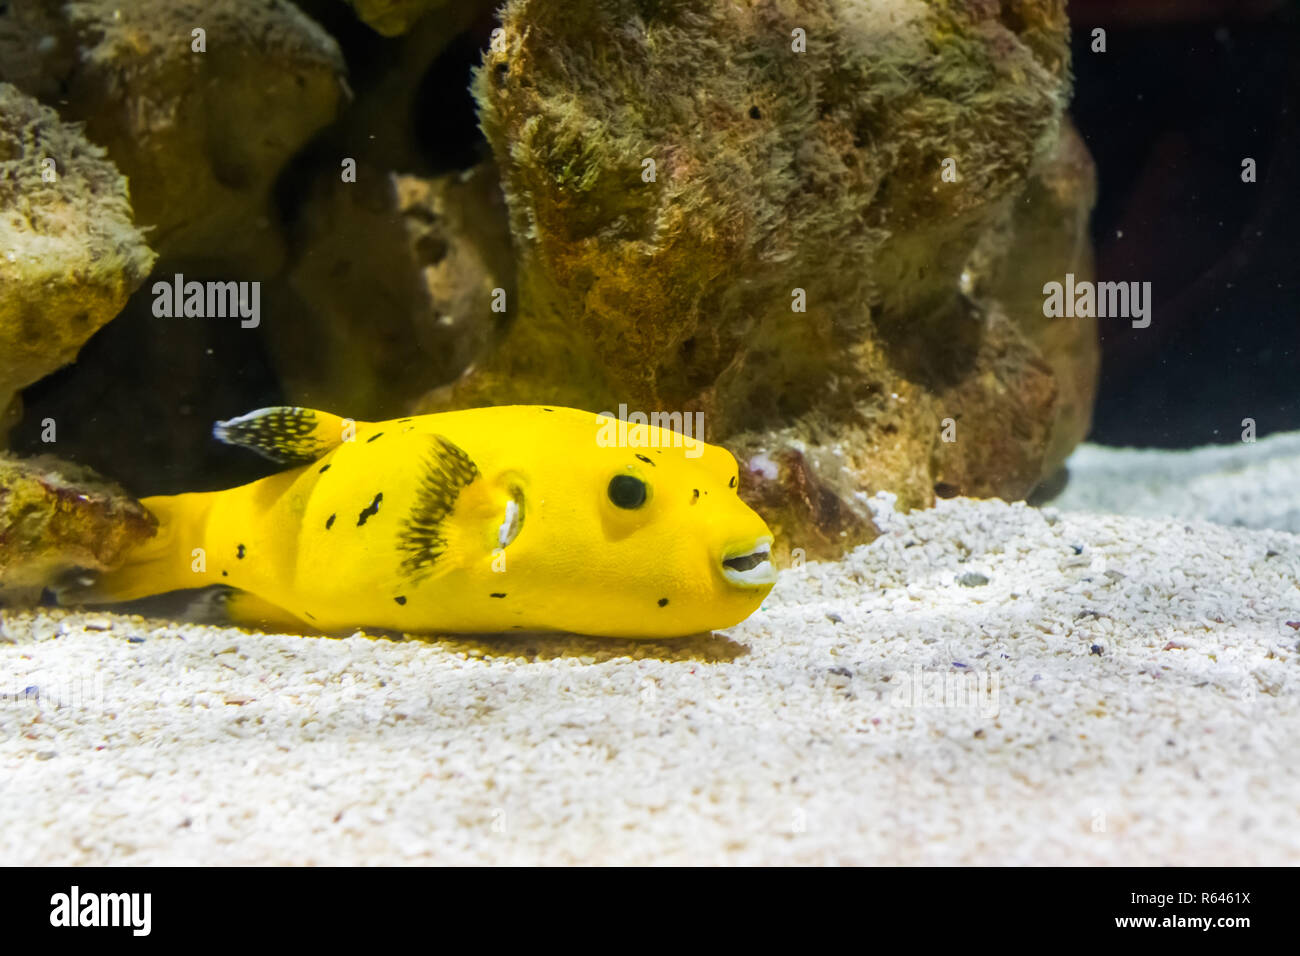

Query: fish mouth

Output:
[720, 537, 776, 588]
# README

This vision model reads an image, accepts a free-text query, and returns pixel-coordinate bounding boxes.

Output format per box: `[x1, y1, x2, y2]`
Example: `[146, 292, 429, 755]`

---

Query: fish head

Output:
[498, 413, 776, 638]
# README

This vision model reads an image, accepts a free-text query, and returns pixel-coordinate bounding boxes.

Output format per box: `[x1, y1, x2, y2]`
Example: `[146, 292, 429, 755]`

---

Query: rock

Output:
[272, 163, 514, 419]
[420, 0, 1096, 556]
[0, 453, 157, 605]
[260, 2, 500, 416]
[395, 167, 515, 377]
[343, 0, 456, 37]
[733, 446, 879, 563]
[0, 82, 155, 445]
[976, 120, 1100, 478]
[0, 0, 349, 275]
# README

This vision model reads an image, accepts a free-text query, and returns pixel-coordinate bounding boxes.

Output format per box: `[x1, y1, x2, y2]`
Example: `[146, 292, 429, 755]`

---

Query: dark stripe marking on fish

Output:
[397, 435, 480, 583]
[357, 493, 383, 527]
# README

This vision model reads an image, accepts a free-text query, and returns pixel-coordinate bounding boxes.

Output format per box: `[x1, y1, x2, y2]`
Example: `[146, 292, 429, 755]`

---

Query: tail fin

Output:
[61, 492, 217, 604]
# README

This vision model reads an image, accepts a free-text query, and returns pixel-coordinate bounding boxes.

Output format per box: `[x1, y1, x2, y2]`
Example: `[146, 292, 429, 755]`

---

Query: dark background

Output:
[1069, 0, 1299, 446]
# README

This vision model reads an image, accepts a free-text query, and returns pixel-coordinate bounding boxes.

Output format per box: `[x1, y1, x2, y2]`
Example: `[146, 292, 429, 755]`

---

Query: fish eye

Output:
[607, 474, 648, 509]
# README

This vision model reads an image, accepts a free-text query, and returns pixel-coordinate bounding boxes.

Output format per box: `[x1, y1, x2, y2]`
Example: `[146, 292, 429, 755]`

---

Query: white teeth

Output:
[721, 537, 777, 588]
[722, 557, 776, 588]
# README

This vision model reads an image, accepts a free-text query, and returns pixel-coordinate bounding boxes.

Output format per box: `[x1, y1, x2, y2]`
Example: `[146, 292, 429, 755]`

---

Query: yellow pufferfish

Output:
[86, 405, 777, 638]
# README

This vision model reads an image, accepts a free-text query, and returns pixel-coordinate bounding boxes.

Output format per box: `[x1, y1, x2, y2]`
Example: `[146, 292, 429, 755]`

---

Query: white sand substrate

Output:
[2, 490, 1297, 865]
[1048, 431, 1300, 533]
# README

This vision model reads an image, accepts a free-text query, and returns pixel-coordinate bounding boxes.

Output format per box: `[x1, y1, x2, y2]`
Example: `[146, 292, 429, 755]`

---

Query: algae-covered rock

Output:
[1, 0, 348, 275]
[0, 81, 155, 444]
[421, 0, 1095, 555]
[0, 453, 156, 604]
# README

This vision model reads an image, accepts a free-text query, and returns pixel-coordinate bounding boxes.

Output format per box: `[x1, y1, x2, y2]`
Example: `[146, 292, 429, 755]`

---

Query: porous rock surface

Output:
[422, 0, 1098, 558]
[1, 0, 348, 275]
[0, 453, 156, 603]
[0, 82, 155, 442]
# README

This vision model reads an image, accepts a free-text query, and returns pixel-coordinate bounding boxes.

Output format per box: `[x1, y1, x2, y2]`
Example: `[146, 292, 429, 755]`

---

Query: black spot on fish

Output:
[691, 489, 700, 503]
[658, 597, 669, 607]
[305, 611, 317, 621]
[490, 592, 506, 598]
[394, 595, 407, 605]
[636, 454, 655, 466]
[319, 464, 331, 473]
[357, 493, 383, 526]
[366, 432, 384, 443]
[325, 514, 336, 530]
[729, 476, 737, 488]
[236, 544, 246, 559]
[398, 418, 413, 423]
[542, 408, 554, 412]
[221, 570, 228, 577]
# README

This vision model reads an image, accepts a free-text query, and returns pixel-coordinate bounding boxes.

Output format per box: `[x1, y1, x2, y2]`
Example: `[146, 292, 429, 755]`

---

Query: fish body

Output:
[89, 405, 777, 638]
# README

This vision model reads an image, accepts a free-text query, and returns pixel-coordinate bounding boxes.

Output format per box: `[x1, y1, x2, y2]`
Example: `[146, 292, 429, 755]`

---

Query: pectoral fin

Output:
[213, 406, 355, 464]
